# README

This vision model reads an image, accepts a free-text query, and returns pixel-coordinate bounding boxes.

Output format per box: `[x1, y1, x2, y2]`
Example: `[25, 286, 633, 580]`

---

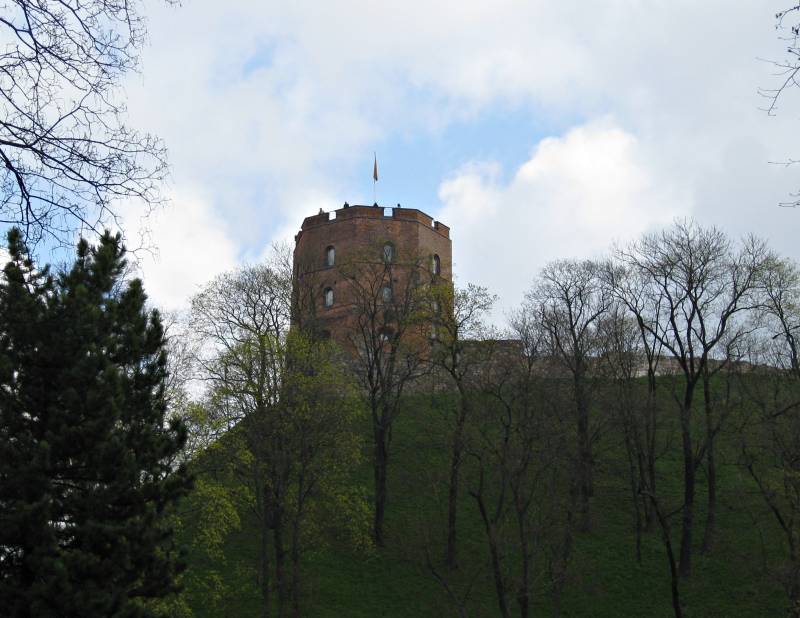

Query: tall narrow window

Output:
[326, 246, 335, 267]
[324, 287, 334, 307]
[432, 254, 441, 275]
[383, 243, 394, 264]
[382, 285, 392, 302]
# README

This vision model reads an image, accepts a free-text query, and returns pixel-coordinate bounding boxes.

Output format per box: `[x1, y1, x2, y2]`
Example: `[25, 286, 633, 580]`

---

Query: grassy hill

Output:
[178, 389, 788, 617]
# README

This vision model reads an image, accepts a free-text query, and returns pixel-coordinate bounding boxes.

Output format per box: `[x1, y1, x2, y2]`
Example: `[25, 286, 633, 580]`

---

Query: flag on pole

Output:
[373, 153, 379, 182]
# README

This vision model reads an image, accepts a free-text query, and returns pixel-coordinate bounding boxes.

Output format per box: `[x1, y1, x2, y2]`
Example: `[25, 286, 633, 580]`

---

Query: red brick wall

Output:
[293, 205, 452, 348]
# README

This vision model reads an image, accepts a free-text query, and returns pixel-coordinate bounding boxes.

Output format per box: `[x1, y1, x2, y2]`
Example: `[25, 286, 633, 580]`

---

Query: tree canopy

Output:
[0, 228, 191, 618]
[0, 0, 168, 246]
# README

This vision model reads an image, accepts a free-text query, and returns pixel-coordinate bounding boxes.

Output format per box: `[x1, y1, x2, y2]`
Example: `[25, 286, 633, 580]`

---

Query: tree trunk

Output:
[274, 504, 288, 618]
[623, 424, 643, 564]
[637, 449, 653, 531]
[446, 395, 468, 569]
[551, 506, 573, 618]
[259, 484, 272, 618]
[473, 492, 510, 618]
[701, 371, 716, 554]
[644, 377, 658, 531]
[290, 477, 305, 618]
[578, 392, 594, 532]
[791, 571, 800, 618]
[789, 542, 800, 618]
[575, 374, 592, 531]
[487, 530, 510, 618]
[291, 517, 302, 618]
[516, 513, 531, 618]
[649, 493, 683, 618]
[678, 402, 695, 577]
[785, 521, 800, 616]
[373, 423, 389, 547]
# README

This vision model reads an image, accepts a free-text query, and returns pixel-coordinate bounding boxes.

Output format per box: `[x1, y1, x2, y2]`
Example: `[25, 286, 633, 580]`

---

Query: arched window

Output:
[383, 243, 394, 264]
[324, 287, 334, 307]
[432, 254, 441, 275]
[382, 285, 392, 302]
[326, 245, 335, 267]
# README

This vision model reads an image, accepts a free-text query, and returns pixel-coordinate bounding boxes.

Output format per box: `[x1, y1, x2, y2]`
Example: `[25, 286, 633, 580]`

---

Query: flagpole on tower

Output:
[373, 152, 378, 205]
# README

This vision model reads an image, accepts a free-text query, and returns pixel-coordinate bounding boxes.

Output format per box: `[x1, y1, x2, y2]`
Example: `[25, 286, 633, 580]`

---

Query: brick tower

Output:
[292, 204, 452, 348]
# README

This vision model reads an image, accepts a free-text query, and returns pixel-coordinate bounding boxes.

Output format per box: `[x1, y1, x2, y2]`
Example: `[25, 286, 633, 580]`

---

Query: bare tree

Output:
[526, 259, 610, 531]
[337, 248, 431, 547]
[739, 323, 800, 617]
[602, 261, 666, 533]
[599, 268, 687, 616]
[429, 282, 496, 569]
[0, 0, 169, 246]
[615, 220, 768, 576]
[596, 304, 650, 563]
[739, 257, 800, 617]
[761, 4, 800, 118]
[159, 310, 232, 463]
[641, 489, 684, 618]
[466, 315, 573, 618]
[757, 4, 800, 206]
[760, 255, 800, 378]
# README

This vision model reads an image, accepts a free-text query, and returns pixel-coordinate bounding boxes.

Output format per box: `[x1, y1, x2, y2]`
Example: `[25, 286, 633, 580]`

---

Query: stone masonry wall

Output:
[293, 204, 452, 350]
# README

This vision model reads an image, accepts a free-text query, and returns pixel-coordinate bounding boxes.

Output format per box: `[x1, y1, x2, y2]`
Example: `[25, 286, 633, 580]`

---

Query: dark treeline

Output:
[0, 230, 192, 618]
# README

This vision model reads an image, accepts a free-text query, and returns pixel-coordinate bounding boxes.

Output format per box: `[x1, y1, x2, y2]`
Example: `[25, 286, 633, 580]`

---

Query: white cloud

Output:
[114, 0, 800, 312]
[119, 190, 240, 311]
[438, 119, 687, 314]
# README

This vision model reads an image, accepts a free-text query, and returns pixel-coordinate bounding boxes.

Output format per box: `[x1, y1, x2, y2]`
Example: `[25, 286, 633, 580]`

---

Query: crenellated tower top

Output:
[292, 203, 452, 346]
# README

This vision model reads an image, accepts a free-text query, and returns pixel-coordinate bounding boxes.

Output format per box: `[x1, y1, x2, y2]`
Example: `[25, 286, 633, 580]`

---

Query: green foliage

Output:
[0, 229, 192, 617]
[179, 387, 791, 617]
[281, 332, 370, 551]
[175, 320, 370, 615]
[139, 587, 194, 618]
[190, 480, 242, 562]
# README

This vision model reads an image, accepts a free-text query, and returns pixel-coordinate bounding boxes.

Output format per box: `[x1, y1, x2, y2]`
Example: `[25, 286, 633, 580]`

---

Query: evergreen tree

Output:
[0, 229, 192, 618]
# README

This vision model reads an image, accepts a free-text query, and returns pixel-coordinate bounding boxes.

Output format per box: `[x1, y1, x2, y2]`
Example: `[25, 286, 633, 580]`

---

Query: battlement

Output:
[293, 200, 453, 350]
[297, 204, 450, 240]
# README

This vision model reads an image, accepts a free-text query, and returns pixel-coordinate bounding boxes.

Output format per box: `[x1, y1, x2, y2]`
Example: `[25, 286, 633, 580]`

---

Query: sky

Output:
[117, 0, 800, 319]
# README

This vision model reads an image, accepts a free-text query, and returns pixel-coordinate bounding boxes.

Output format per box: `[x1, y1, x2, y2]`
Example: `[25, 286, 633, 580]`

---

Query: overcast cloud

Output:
[121, 0, 800, 315]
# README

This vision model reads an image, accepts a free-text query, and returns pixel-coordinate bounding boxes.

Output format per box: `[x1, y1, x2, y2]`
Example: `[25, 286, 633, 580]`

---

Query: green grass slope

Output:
[179, 391, 788, 617]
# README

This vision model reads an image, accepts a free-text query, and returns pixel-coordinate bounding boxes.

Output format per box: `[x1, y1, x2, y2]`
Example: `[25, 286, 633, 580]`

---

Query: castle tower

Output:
[292, 204, 452, 348]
